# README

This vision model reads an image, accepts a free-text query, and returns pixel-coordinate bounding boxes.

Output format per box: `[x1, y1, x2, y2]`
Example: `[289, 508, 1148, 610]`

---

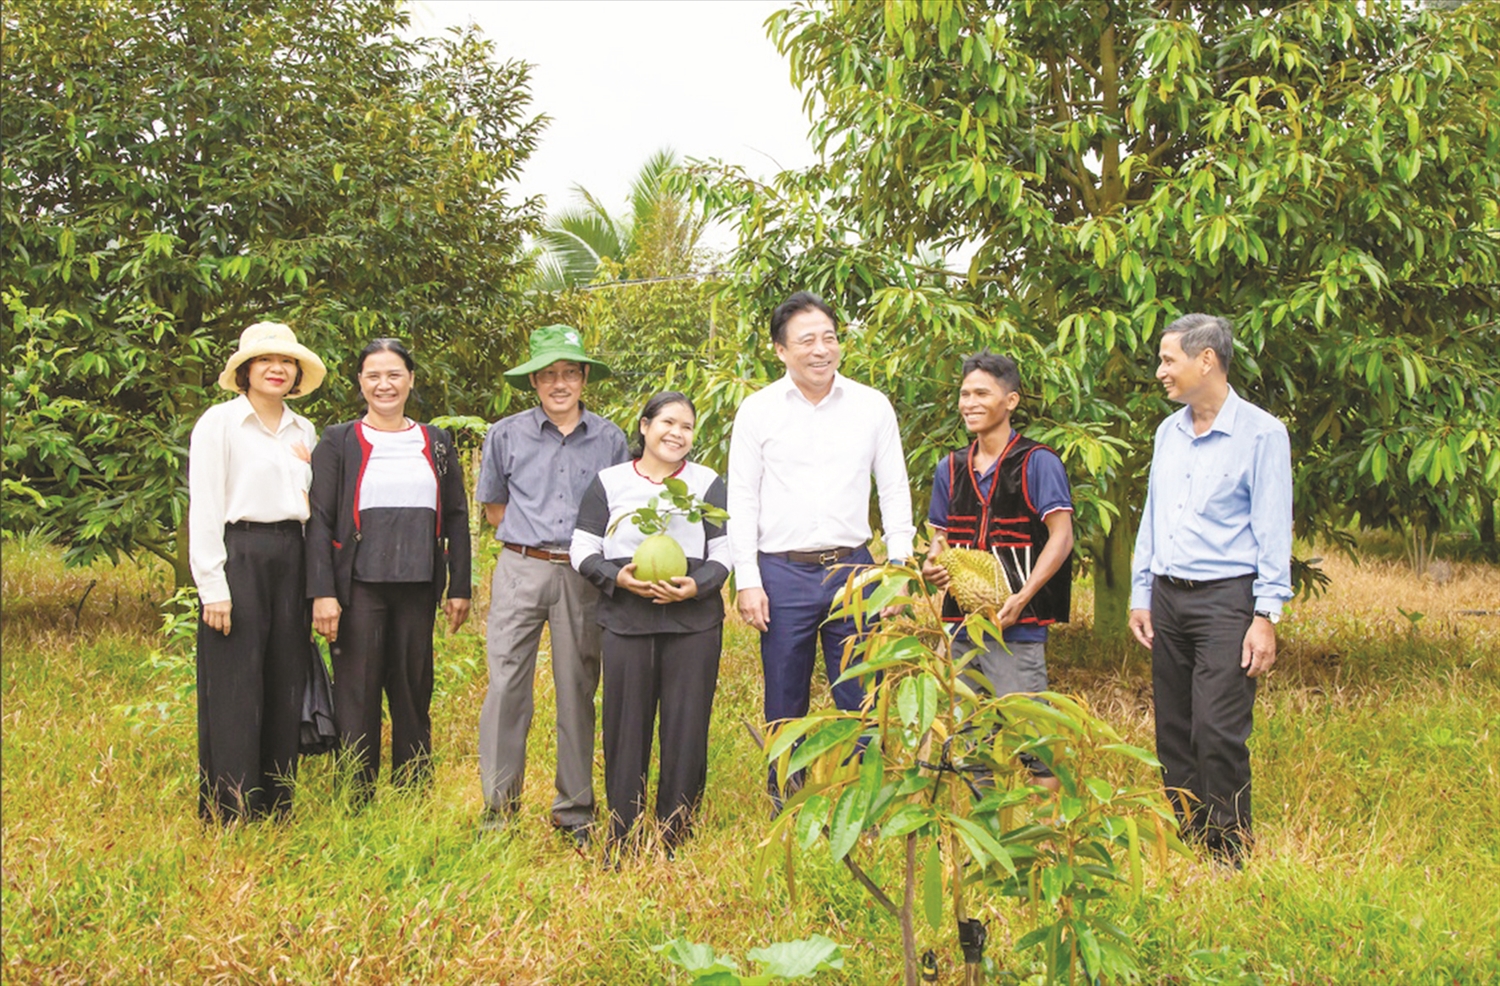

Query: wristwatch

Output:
[1254, 609, 1280, 625]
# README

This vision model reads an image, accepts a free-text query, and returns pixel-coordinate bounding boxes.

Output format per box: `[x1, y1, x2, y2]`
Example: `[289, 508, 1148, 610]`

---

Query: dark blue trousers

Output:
[759, 547, 874, 790]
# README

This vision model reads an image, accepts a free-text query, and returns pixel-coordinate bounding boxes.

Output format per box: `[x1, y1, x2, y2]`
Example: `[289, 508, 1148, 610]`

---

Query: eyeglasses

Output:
[535, 367, 584, 384]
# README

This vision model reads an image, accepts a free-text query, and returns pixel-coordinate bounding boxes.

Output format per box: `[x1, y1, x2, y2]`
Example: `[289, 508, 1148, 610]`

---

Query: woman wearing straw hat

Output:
[189, 321, 326, 822]
[305, 338, 471, 804]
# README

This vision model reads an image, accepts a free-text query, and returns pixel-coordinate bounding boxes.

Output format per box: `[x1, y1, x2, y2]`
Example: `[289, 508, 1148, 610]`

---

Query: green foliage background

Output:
[2, 0, 547, 581]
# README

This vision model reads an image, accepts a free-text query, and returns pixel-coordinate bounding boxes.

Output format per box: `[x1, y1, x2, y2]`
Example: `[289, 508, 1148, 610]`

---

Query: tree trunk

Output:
[901, 833, 919, 986]
[1480, 490, 1496, 551]
[1091, 515, 1136, 641]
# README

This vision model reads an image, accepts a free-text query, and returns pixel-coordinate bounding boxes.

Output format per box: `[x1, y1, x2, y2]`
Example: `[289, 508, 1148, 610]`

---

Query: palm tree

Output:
[533, 147, 706, 291]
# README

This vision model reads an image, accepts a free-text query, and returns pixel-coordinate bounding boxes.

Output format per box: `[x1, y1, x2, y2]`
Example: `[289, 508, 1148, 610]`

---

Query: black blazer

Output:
[306, 421, 472, 604]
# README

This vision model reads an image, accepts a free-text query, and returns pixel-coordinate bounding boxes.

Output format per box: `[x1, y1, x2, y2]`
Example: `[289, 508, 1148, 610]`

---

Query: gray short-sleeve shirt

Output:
[475, 405, 630, 548]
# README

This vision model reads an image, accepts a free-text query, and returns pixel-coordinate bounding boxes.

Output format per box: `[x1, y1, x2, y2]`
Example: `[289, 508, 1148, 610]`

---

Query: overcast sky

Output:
[411, 0, 817, 245]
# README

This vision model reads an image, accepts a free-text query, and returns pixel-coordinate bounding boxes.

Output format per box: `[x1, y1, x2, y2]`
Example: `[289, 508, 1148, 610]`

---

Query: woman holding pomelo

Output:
[570, 391, 729, 855]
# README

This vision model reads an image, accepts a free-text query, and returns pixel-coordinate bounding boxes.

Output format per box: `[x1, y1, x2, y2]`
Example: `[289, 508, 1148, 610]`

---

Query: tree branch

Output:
[844, 855, 901, 916]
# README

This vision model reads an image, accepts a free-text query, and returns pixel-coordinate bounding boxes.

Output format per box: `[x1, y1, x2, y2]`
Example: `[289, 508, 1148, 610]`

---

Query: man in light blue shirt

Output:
[1128, 313, 1292, 866]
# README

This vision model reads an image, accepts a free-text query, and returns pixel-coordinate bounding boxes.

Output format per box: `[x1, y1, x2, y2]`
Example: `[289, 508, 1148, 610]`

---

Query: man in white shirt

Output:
[727, 292, 915, 806]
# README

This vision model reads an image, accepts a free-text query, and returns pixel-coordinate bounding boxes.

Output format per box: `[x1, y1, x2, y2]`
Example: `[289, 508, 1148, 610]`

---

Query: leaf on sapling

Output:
[795, 793, 830, 849]
[787, 719, 864, 774]
[827, 783, 867, 862]
[922, 839, 944, 931]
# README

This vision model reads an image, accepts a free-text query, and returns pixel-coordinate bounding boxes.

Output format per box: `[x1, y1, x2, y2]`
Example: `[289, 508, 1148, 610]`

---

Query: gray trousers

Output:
[959, 637, 1049, 697]
[957, 635, 1053, 778]
[479, 549, 603, 827]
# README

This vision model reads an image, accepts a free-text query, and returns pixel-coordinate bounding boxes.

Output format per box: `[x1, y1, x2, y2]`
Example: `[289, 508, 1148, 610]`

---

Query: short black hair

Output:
[632, 390, 697, 459]
[770, 291, 837, 347]
[1163, 313, 1233, 371]
[961, 351, 1021, 393]
[235, 358, 306, 396]
[356, 337, 416, 376]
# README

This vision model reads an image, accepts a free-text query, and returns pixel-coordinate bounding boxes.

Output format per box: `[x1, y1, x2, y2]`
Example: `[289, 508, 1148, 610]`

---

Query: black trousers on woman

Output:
[330, 580, 437, 793]
[601, 625, 722, 848]
[196, 522, 309, 822]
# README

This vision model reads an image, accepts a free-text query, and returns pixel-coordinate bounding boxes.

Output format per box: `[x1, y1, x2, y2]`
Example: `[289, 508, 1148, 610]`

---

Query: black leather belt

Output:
[766, 544, 864, 566]
[1158, 573, 1249, 590]
[505, 542, 571, 563]
[226, 520, 303, 535]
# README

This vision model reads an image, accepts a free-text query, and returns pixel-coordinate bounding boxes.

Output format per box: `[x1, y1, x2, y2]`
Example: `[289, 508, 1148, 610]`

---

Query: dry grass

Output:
[3, 540, 1499, 984]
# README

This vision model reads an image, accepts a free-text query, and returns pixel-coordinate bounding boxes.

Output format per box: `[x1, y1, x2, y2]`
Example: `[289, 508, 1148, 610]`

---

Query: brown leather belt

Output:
[504, 542, 571, 564]
[765, 544, 864, 566]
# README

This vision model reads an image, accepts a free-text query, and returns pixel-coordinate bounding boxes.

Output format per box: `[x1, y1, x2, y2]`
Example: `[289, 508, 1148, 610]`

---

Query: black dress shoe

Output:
[558, 822, 592, 848]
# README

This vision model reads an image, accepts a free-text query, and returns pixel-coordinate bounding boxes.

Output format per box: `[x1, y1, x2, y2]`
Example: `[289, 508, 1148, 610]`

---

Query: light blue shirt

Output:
[1130, 387, 1293, 616]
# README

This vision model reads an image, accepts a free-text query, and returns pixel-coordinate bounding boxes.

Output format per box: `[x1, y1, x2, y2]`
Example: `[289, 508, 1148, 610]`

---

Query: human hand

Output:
[203, 600, 232, 636]
[921, 557, 950, 589]
[650, 576, 699, 604]
[996, 594, 1027, 629]
[737, 586, 770, 632]
[1127, 608, 1154, 649]
[289, 440, 311, 463]
[444, 597, 471, 633]
[312, 596, 341, 641]
[616, 564, 658, 599]
[1241, 615, 1277, 677]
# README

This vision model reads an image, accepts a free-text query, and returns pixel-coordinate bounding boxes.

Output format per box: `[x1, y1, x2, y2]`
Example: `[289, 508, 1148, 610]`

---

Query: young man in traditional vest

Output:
[922, 351, 1075, 789]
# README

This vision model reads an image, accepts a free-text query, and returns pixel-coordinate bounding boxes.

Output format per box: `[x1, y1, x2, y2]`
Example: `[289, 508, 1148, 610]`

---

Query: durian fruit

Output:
[940, 547, 1010, 612]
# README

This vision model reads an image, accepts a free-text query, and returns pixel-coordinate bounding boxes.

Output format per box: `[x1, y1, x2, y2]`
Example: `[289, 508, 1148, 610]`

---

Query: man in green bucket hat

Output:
[475, 325, 629, 843]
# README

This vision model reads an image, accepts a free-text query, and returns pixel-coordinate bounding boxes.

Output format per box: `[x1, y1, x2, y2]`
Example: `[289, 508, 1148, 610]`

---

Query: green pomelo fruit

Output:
[633, 533, 688, 582]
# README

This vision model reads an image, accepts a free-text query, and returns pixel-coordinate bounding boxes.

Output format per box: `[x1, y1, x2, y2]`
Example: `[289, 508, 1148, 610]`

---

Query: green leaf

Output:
[788, 718, 864, 774]
[795, 793, 831, 849]
[746, 935, 844, 978]
[857, 736, 883, 814]
[914, 672, 939, 738]
[879, 802, 934, 838]
[765, 713, 834, 764]
[828, 783, 867, 862]
[946, 814, 1015, 875]
[922, 838, 944, 931]
[654, 939, 738, 976]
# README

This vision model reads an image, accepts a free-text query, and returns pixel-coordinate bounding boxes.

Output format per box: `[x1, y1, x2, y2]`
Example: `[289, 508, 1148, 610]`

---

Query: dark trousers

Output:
[196, 524, 308, 822]
[759, 546, 874, 791]
[330, 580, 437, 792]
[1150, 574, 1258, 856]
[601, 625, 722, 847]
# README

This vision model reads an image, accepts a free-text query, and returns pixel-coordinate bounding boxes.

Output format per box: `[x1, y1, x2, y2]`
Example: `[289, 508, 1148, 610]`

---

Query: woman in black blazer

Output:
[306, 338, 471, 799]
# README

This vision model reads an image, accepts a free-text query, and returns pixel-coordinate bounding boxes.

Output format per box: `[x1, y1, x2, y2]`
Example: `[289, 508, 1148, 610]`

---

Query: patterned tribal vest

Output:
[941, 433, 1072, 628]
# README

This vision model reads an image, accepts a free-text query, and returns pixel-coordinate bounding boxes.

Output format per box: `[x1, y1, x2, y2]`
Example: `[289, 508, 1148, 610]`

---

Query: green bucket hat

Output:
[503, 325, 611, 387]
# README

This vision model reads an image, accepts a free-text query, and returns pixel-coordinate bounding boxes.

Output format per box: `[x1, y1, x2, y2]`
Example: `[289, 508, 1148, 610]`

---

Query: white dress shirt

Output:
[189, 395, 317, 604]
[727, 373, 915, 591]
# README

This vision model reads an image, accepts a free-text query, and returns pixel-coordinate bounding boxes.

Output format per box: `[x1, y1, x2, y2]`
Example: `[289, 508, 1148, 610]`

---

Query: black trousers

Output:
[1150, 574, 1258, 855]
[197, 523, 308, 822]
[330, 580, 437, 791]
[601, 625, 722, 848]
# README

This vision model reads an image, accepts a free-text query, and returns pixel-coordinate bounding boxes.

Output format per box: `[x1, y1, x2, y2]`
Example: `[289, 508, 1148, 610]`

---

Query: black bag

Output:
[300, 637, 338, 755]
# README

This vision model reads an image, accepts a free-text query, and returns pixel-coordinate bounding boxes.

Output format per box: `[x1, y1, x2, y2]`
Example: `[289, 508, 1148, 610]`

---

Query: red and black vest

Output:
[941, 433, 1072, 628]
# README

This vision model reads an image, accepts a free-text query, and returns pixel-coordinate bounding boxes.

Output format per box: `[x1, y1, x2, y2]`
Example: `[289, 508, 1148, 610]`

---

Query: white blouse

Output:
[188, 395, 316, 604]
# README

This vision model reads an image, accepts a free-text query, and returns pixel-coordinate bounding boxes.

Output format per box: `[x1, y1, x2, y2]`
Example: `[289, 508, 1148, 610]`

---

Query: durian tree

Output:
[689, 0, 1500, 634]
[1, 0, 545, 584]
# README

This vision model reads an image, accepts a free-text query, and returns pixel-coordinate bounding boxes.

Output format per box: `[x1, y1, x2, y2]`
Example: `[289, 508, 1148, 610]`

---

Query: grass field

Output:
[3, 536, 1498, 984]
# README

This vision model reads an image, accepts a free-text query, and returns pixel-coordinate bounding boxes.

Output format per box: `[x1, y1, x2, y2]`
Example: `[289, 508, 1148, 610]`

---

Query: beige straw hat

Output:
[216, 322, 327, 397]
